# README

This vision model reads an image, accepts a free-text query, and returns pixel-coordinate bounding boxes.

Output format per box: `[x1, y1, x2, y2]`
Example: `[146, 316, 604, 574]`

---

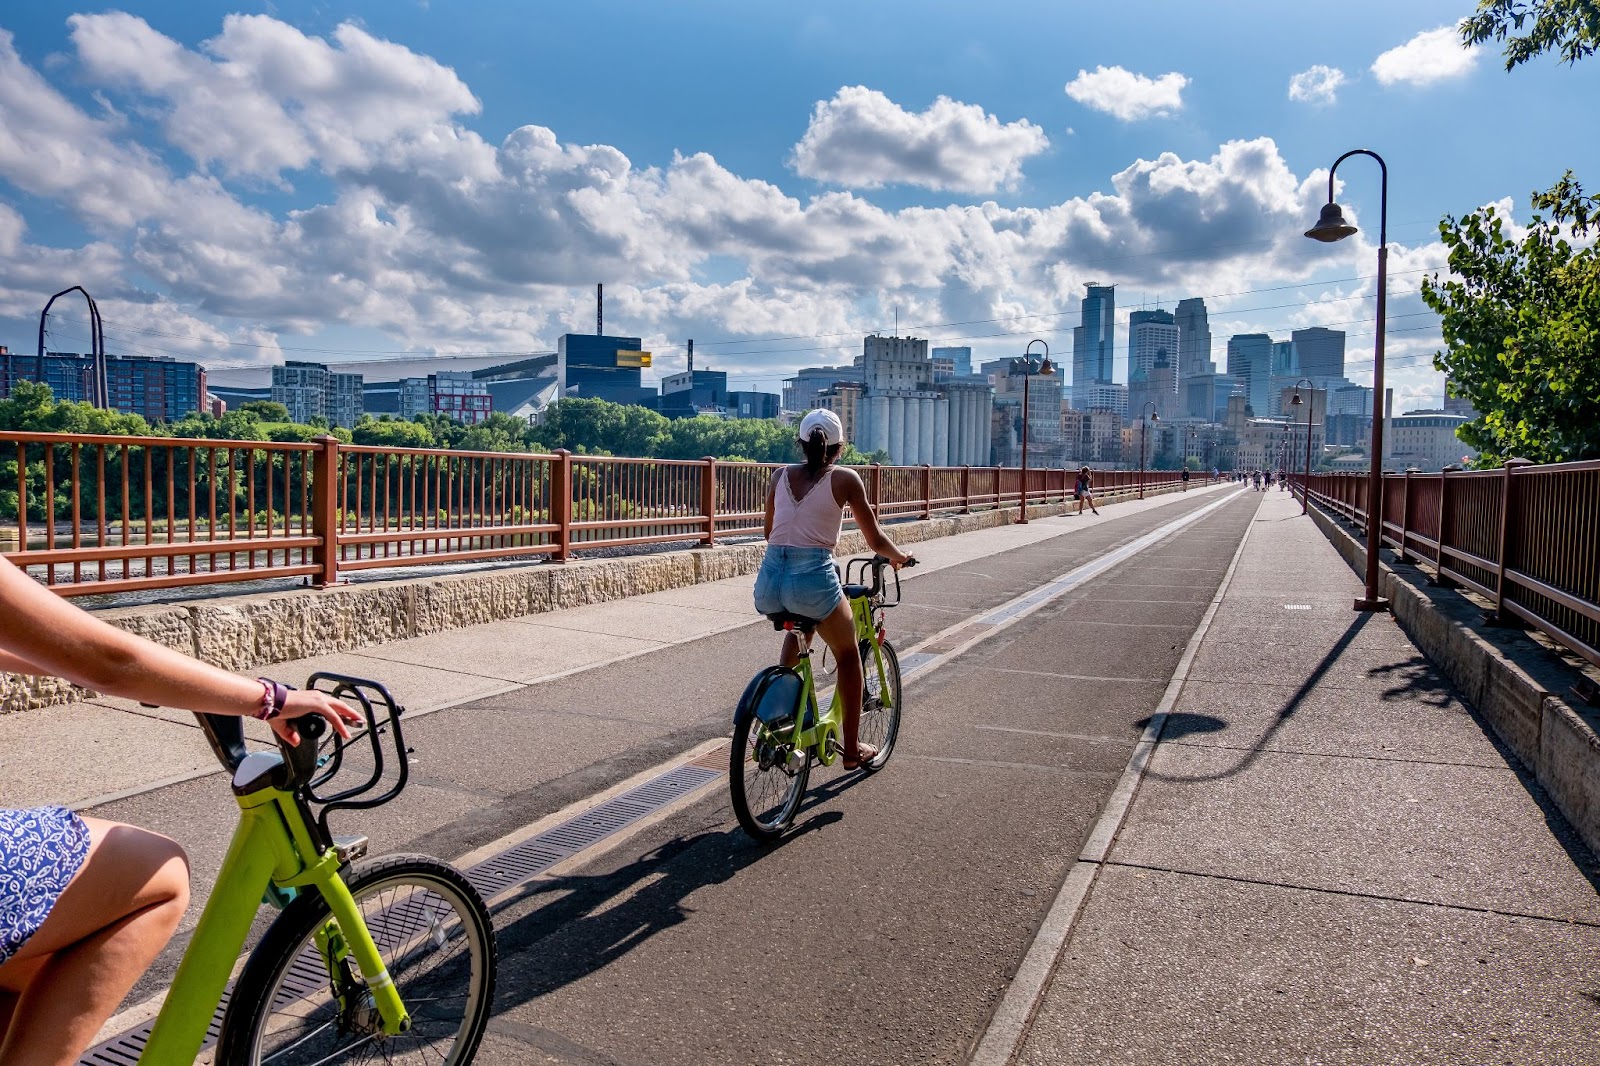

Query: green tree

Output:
[239, 400, 291, 422]
[1461, 0, 1600, 69]
[1421, 171, 1600, 464]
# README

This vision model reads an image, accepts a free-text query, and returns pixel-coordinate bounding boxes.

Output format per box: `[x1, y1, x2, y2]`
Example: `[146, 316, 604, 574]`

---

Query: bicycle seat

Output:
[842, 583, 872, 601]
[767, 611, 820, 633]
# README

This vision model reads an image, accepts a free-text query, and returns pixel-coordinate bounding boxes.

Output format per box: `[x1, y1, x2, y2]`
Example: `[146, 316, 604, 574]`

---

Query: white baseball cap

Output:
[798, 408, 845, 446]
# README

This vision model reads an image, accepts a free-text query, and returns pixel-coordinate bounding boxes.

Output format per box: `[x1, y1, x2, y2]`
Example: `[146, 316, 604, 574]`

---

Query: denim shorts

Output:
[753, 546, 844, 621]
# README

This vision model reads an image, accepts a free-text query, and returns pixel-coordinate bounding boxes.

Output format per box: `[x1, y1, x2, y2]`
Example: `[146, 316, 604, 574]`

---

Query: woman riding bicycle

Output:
[756, 409, 913, 771]
[0, 556, 359, 1065]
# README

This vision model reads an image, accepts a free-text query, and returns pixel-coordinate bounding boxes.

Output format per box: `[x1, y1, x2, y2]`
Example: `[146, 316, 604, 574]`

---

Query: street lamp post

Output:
[1290, 377, 1316, 515]
[1016, 339, 1055, 524]
[1305, 148, 1389, 612]
[1139, 400, 1159, 500]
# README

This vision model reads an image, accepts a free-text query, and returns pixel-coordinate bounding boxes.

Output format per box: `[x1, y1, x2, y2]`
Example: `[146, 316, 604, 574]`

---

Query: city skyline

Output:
[1, 2, 1594, 418]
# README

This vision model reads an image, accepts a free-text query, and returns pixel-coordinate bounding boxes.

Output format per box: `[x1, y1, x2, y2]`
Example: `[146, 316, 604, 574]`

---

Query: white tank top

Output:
[769, 467, 845, 549]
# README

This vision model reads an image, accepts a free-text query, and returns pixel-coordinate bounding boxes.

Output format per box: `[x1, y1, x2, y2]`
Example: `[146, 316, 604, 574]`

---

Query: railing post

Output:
[701, 456, 718, 547]
[994, 465, 1003, 509]
[920, 464, 932, 520]
[551, 448, 573, 563]
[1433, 465, 1458, 588]
[869, 463, 882, 511]
[1490, 458, 1533, 625]
[1396, 469, 1412, 563]
[960, 465, 971, 514]
[310, 435, 341, 587]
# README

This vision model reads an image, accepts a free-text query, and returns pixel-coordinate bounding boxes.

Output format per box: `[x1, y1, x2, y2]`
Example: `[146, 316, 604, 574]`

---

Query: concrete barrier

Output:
[1306, 502, 1600, 856]
[6, 486, 1209, 716]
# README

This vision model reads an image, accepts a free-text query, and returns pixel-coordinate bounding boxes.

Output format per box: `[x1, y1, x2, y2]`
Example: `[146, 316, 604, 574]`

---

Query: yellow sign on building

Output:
[616, 349, 653, 367]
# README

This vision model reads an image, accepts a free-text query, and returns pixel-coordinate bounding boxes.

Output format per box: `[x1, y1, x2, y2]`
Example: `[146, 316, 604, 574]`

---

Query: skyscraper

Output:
[1174, 297, 1213, 378]
[1128, 309, 1179, 384]
[1072, 284, 1115, 409]
[1291, 327, 1346, 379]
[1226, 334, 1273, 416]
[932, 346, 973, 377]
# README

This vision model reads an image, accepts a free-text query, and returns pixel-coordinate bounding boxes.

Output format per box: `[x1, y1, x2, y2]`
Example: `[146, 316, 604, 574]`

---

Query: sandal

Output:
[843, 743, 879, 771]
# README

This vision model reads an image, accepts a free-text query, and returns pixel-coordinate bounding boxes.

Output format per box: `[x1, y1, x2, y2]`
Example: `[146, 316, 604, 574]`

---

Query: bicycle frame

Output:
[780, 593, 892, 768]
[138, 776, 411, 1063]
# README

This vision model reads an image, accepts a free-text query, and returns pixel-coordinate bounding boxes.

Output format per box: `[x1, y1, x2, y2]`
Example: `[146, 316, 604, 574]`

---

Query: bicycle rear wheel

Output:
[730, 705, 811, 841]
[219, 854, 496, 1065]
[857, 637, 902, 770]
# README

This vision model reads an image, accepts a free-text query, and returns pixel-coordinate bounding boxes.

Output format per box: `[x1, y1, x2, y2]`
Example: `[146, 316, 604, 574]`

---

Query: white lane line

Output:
[895, 489, 1245, 688]
[968, 489, 1262, 1066]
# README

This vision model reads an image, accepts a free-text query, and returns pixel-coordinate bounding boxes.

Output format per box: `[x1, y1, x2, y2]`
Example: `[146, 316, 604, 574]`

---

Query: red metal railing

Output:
[1300, 462, 1600, 669]
[1, 431, 1200, 597]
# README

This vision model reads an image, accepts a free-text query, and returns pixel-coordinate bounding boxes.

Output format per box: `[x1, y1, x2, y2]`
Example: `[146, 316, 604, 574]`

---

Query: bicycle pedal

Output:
[332, 834, 369, 863]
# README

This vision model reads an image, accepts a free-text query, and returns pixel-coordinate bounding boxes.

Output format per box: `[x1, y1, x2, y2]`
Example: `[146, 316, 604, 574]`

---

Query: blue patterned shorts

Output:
[1, 806, 92, 964]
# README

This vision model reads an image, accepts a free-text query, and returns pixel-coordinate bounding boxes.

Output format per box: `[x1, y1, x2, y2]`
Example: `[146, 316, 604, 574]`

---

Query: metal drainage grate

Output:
[464, 763, 720, 900]
[79, 759, 722, 1064]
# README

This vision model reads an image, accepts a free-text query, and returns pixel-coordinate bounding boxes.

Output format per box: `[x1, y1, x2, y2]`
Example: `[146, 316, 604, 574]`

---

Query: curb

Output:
[1305, 501, 1600, 858]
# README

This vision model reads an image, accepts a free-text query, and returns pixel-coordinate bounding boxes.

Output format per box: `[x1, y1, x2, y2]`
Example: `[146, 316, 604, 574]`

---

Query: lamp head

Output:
[1291, 391, 1303, 407]
[1039, 356, 1055, 376]
[1305, 201, 1357, 243]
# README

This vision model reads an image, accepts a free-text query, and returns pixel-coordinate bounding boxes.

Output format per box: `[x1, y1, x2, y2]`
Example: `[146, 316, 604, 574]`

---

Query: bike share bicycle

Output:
[122, 673, 496, 1065]
[730, 554, 915, 841]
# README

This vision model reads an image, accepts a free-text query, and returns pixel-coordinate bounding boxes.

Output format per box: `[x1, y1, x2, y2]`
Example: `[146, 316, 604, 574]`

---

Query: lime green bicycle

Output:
[730, 554, 914, 841]
[116, 673, 496, 1064]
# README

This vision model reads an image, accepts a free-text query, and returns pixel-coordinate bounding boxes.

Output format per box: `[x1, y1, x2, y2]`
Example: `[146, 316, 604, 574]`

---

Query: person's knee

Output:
[99, 824, 191, 911]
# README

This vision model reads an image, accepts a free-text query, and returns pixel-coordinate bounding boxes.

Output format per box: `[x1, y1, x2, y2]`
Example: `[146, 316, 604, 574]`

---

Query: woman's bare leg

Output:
[814, 599, 867, 766]
[0, 818, 188, 1066]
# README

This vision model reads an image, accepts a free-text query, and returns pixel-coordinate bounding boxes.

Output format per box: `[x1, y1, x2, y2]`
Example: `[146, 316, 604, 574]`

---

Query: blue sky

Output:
[1, 1, 1595, 410]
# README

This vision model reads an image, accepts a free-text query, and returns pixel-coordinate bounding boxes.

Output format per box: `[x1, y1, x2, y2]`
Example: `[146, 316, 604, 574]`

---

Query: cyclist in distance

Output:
[0, 555, 360, 1066]
[757, 409, 913, 770]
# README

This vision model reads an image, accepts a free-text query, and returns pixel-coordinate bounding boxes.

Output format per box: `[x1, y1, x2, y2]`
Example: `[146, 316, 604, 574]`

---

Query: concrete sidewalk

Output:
[1008, 489, 1600, 1064]
[0, 482, 1229, 812]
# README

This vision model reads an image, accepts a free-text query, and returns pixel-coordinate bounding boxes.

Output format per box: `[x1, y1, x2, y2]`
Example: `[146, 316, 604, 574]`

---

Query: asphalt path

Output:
[91, 486, 1260, 1058]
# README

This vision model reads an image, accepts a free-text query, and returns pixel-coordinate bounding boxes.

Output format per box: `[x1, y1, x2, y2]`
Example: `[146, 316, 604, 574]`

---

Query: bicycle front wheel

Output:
[857, 637, 902, 770]
[219, 854, 497, 1065]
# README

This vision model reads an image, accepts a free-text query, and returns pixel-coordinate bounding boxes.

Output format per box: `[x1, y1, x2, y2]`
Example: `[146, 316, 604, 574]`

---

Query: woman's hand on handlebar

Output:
[269, 689, 363, 747]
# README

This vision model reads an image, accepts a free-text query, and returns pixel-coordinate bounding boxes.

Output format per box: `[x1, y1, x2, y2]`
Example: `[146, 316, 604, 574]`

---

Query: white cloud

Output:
[68, 12, 480, 179]
[789, 86, 1048, 194]
[0, 13, 1446, 394]
[1288, 65, 1346, 104]
[1064, 66, 1188, 121]
[1372, 26, 1479, 86]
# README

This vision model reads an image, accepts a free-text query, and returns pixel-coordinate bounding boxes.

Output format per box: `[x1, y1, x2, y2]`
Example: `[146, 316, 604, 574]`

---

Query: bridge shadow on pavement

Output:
[485, 808, 844, 1009]
[1142, 611, 1375, 784]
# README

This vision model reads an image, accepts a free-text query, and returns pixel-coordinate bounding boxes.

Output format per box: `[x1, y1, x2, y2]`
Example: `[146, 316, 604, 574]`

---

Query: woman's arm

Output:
[836, 469, 912, 565]
[762, 470, 778, 540]
[0, 557, 358, 741]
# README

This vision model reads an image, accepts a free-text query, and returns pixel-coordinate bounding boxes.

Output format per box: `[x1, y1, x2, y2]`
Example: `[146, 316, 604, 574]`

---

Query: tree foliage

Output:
[1421, 171, 1600, 464]
[1461, 0, 1600, 69]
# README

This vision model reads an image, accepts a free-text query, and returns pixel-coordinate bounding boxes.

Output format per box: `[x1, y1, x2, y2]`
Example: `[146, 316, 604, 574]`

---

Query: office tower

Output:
[1128, 309, 1179, 383]
[1291, 327, 1345, 379]
[1271, 340, 1298, 375]
[782, 365, 862, 413]
[932, 346, 973, 378]
[556, 333, 656, 406]
[0, 351, 207, 423]
[1226, 334, 1274, 416]
[1072, 284, 1115, 409]
[272, 361, 365, 427]
[1174, 297, 1214, 378]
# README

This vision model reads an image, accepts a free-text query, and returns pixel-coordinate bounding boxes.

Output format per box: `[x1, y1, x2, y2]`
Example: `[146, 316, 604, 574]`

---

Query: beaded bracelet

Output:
[255, 678, 289, 721]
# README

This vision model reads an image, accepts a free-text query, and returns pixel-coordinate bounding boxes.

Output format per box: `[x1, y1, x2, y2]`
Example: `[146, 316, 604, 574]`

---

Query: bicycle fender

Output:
[738, 666, 805, 727]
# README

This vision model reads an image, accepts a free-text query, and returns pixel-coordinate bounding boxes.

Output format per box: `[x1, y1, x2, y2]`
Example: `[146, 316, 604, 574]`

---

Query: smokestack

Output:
[687, 339, 694, 374]
[597, 284, 603, 336]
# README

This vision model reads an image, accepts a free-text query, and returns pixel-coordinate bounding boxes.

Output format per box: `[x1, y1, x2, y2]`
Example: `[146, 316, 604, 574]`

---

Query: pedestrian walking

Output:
[1074, 466, 1100, 515]
[1180, 468, 1191, 491]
